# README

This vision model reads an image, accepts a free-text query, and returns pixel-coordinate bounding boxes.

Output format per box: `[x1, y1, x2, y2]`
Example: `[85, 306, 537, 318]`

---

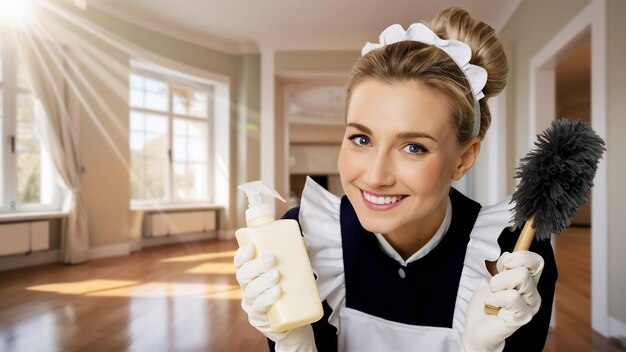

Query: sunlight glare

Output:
[88, 282, 241, 299]
[0, 0, 34, 26]
[186, 262, 236, 274]
[27, 279, 139, 295]
[160, 250, 236, 263]
[27, 279, 241, 299]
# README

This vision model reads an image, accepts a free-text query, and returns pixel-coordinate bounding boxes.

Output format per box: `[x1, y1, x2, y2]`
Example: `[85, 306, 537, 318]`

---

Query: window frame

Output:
[129, 66, 214, 207]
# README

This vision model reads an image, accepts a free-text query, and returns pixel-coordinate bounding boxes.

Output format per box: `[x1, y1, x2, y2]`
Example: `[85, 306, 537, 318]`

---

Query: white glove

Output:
[462, 251, 544, 352]
[234, 244, 317, 352]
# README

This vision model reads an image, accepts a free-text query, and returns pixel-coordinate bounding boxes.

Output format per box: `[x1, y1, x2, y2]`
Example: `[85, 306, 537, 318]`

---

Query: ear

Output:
[452, 138, 481, 181]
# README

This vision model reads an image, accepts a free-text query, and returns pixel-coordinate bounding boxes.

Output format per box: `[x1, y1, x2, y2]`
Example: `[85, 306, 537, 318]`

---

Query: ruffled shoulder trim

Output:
[452, 197, 516, 334]
[299, 177, 345, 331]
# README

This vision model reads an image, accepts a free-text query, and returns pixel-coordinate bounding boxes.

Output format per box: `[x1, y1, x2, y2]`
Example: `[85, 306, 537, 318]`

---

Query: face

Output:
[338, 79, 477, 239]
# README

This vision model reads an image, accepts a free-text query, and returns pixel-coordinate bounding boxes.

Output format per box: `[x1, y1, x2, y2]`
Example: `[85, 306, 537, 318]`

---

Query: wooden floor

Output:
[0, 228, 623, 351]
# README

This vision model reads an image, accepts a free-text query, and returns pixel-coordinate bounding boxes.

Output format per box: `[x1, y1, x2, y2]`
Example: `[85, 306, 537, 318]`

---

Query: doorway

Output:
[528, 0, 609, 338]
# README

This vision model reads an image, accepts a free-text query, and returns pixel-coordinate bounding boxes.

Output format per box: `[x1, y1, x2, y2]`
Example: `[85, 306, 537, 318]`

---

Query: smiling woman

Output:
[234, 6, 558, 352]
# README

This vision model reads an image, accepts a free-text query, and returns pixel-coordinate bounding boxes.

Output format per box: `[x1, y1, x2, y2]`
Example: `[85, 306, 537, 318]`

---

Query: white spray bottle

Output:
[235, 181, 323, 332]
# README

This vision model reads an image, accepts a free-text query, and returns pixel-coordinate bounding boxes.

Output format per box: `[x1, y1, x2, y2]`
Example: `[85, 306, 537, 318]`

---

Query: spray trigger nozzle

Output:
[238, 181, 286, 223]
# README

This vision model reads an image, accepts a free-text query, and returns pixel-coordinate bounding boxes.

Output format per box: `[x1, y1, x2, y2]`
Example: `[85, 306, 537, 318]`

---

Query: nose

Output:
[362, 150, 395, 188]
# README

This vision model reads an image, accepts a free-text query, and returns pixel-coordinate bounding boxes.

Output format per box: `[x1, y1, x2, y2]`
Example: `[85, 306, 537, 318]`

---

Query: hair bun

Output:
[429, 7, 508, 98]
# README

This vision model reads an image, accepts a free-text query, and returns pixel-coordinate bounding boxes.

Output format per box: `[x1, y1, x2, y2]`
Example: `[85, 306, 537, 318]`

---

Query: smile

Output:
[360, 189, 407, 210]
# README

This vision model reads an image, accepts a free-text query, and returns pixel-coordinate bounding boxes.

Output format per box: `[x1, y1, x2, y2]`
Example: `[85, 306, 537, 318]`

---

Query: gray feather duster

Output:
[511, 119, 605, 241]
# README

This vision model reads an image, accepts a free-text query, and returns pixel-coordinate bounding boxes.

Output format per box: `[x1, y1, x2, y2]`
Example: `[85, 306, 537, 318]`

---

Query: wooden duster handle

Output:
[484, 216, 536, 315]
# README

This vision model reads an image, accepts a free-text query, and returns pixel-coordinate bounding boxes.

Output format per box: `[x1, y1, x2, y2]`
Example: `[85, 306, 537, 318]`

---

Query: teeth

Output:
[363, 191, 404, 205]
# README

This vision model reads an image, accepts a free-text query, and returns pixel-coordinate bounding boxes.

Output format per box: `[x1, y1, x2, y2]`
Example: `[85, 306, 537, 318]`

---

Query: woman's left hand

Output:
[462, 250, 545, 352]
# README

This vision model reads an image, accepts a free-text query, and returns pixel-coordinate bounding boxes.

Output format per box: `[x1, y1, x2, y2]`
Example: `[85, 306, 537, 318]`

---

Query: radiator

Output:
[0, 221, 50, 256]
[147, 211, 216, 237]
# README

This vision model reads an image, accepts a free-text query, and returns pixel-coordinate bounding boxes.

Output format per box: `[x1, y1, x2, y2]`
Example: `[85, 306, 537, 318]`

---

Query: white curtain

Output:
[23, 34, 90, 264]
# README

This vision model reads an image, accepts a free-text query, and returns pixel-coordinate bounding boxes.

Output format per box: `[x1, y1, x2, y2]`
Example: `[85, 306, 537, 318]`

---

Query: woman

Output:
[235, 7, 557, 352]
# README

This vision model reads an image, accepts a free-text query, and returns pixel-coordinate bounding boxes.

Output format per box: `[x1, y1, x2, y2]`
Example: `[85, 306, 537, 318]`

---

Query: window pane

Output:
[173, 161, 207, 202]
[189, 138, 206, 162]
[16, 95, 46, 205]
[0, 41, 3, 82]
[17, 49, 31, 90]
[143, 160, 166, 199]
[130, 74, 144, 89]
[173, 162, 189, 201]
[146, 92, 167, 111]
[173, 85, 208, 118]
[145, 113, 167, 134]
[129, 89, 145, 110]
[187, 120, 206, 138]
[130, 111, 168, 201]
[130, 111, 144, 132]
[173, 136, 187, 162]
[129, 74, 168, 112]
[0, 95, 3, 206]
[171, 117, 208, 202]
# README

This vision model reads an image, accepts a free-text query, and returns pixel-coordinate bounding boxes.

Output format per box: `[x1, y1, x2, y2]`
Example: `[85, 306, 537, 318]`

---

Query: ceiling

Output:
[90, 0, 521, 54]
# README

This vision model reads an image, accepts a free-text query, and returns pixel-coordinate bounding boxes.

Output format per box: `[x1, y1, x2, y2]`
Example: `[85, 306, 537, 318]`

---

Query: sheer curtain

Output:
[23, 34, 89, 264]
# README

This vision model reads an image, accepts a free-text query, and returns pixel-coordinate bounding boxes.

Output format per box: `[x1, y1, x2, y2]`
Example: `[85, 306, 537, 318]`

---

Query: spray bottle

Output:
[235, 181, 323, 332]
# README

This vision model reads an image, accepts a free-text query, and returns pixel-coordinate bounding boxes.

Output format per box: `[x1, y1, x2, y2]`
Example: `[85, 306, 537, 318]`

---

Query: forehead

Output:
[346, 80, 453, 137]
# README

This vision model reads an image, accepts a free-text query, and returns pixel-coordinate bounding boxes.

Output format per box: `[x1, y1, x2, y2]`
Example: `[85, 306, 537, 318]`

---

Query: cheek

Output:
[399, 158, 451, 193]
[338, 143, 356, 181]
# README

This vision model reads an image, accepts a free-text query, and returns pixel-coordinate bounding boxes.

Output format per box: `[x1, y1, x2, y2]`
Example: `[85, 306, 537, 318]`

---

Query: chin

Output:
[353, 209, 400, 235]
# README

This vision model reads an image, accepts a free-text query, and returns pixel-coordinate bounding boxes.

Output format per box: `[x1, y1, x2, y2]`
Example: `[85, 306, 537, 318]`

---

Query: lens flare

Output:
[0, 0, 34, 26]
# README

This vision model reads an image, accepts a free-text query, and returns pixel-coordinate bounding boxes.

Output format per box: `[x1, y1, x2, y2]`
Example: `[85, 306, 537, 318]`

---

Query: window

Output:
[129, 66, 213, 205]
[1, 34, 62, 213]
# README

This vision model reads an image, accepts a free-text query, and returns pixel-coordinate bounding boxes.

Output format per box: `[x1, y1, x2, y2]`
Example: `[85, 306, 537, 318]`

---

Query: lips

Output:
[360, 189, 407, 211]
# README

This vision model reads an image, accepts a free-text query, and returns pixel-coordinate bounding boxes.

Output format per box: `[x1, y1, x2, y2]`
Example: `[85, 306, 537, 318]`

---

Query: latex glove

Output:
[462, 251, 544, 352]
[234, 244, 317, 352]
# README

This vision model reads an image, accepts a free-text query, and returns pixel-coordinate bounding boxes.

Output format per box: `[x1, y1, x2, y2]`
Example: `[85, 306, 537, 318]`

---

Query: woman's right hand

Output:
[234, 244, 317, 352]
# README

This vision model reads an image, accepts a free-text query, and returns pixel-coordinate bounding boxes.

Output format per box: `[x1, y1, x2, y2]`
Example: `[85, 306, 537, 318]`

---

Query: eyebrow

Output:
[346, 122, 437, 142]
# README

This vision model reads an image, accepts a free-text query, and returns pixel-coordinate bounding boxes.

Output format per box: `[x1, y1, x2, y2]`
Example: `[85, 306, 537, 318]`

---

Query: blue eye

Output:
[403, 144, 427, 155]
[349, 135, 370, 146]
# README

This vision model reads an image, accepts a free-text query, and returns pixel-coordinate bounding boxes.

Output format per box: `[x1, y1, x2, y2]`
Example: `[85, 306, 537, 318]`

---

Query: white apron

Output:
[338, 307, 461, 351]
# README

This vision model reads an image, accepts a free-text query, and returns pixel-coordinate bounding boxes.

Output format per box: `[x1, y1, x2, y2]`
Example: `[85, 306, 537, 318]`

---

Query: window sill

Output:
[130, 203, 223, 213]
[0, 211, 69, 223]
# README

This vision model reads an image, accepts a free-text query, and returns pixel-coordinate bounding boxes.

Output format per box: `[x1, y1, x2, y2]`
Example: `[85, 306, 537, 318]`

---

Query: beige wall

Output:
[607, 0, 626, 324]
[499, 0, 590, 193]
[275, 50, 360, 73]
[46, 2, 244, 248]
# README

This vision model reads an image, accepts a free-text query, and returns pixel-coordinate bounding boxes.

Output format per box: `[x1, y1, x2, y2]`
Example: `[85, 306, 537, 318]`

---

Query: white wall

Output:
[498, 0, 590, 192]
[607, 0, 626, 327]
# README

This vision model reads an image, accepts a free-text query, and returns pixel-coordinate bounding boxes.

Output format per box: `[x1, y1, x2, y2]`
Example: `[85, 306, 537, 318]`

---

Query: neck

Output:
[382, 197, 448, 260]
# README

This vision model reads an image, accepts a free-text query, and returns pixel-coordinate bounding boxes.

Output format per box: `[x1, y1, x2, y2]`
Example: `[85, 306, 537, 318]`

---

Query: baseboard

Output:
[217, 229, 235, 240]
[610, 316, 626, 338]
[88, 243, 130, 260]
[129, 238, 143, 252]
[142, 231, 218, 248]
[0, 250, 60, 272]
[0, 232, 227, 272]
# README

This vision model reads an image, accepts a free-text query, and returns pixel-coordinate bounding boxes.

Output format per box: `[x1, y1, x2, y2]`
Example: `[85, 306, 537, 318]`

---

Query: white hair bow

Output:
[362, 23, 488, 137]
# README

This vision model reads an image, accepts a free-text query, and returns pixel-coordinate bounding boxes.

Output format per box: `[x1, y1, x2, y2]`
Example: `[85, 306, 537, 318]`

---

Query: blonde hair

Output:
[346, 7, 508, 144]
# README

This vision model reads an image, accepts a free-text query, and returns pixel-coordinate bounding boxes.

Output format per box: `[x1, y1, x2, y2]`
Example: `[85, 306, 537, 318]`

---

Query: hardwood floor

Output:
[544, 227, 624, 352]
[0, 240, 267, 351]
[0, 228, 623, 351]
